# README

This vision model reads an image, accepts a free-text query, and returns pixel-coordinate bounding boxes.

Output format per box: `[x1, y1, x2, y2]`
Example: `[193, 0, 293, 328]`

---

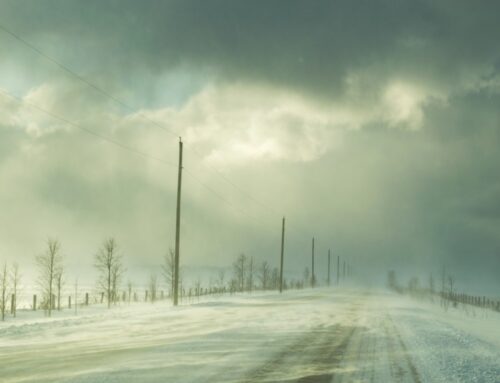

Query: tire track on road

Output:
[384, 315, 422, 383]
[239, 304, 361, 383]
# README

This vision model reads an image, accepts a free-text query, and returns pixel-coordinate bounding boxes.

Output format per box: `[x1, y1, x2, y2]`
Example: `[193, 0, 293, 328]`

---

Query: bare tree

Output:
[259, 261, 270, 290]
[111, 260, 124, 305]
[127, 280, 133, 304]
[387, 270, 397, 291]
[194, 277, 202, 300]
[448, 275, 455, 300]
[217, 269, 225, 292]
[229, 278, 238, 293]
[95, 238, 124, 308]
[440, 265, 446, 307]
[0, 263, 7, 321]
[303, 267, 310, 288]
[55, 265, 64, 311]
[10, 262, 21, 317]
[233, 253, 247, 292]
[429, 273, 435, 294]
[271, 267, 279, 289]
[149, 274, 158, 303]
[37, 239, 63, 317]
[247, 256, 254, 292]
[162, 248, 175, 298]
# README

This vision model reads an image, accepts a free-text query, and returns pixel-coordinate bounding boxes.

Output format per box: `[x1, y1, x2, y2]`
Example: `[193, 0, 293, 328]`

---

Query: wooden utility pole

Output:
[327, 249, 331, 286]
[279, 217, 285, 293]
[311, 237, 315, 288]
[337, 255, 340, 286]
[173, 138, 183, 306]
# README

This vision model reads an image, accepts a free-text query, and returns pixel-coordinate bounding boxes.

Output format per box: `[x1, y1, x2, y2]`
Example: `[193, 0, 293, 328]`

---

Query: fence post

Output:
[68, 296, 71, 309]
[33, 294, 37, 311]
[85, 292, 89, 306]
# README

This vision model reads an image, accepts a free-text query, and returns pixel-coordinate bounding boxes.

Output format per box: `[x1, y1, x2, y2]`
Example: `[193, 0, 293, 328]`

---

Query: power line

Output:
[0, 89, 176, 167]
[0, 16, 321, 264]
[0, 22, 280, 219]
[0, 87, 273, 227]
[184, 168, 269, 227]
[1, 22, 318, 252]
[188, 146, 281, 217]
[3, 87, 316, 273]
[0, 23, 178, 139]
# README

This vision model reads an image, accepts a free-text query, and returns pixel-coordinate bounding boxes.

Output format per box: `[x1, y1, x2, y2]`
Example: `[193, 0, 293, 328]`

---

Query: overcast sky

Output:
[0, 1, 499, 292]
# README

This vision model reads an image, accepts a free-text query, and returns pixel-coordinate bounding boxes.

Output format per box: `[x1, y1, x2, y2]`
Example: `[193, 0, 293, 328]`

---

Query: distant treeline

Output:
[386, 270, 500, 312]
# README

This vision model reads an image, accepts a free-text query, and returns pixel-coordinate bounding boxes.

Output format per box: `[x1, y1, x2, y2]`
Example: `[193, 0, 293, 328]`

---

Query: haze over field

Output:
[0, 0, 499, 294]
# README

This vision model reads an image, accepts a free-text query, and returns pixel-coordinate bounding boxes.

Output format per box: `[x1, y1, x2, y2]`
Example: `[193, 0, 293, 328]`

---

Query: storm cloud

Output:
[0, 0, 499, 292]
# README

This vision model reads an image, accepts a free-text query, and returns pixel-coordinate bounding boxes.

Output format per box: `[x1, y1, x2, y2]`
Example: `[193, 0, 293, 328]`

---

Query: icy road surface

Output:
[1, 289, 499, 382]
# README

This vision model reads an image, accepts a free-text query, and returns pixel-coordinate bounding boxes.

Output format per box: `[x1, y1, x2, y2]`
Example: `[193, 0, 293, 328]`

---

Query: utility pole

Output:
[311, 237, 315, 288]
[279, 217, 285, 293]
[337, 255, 340, 286]
[173, 138, 183, 306]
[327, 249, 331, 286]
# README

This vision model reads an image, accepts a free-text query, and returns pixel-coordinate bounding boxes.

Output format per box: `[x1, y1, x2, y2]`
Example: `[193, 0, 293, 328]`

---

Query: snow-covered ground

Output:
[0, 288, 499, 382]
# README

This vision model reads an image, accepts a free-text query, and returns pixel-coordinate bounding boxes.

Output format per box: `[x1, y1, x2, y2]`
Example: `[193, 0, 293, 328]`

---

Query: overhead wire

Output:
[0, 22, 318, 255]
[0, 87, 272, 230]
[0, 88, 176, 167]
[0, 23, 178, 139]
[0, 22, 282, 220]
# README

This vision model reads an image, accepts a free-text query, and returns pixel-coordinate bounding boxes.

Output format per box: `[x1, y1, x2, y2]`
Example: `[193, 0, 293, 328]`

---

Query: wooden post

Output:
[74, 279, 78, 316]
[174, 138, 183, 306]
[85, 292, 89, 306]
[33, 294, 37, 311]
[68, 296, 71, 309]
[279, 217, 285, 293]
[311, 237, 315, 288]
[337, 255, 340, 286]
[327, 249, 331, 286]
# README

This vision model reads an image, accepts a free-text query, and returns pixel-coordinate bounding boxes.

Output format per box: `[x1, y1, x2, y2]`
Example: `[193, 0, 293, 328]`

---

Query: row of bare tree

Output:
[229, 253, 313, 293]
[1, 238, 332, 321]
[0, 237, 123, 320]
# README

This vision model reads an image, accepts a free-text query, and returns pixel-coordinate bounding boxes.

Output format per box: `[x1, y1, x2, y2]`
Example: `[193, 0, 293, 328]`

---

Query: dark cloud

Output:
[0, 1, 499, 293]
[2, 1, 499, 100]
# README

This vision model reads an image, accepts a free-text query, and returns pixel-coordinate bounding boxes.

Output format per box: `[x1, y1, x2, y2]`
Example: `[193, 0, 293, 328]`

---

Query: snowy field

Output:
[0, 288, 499, 383]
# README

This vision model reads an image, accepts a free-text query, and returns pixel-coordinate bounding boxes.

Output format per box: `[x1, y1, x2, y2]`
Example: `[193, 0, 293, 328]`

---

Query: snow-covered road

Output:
[0, 289, 498, 382]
